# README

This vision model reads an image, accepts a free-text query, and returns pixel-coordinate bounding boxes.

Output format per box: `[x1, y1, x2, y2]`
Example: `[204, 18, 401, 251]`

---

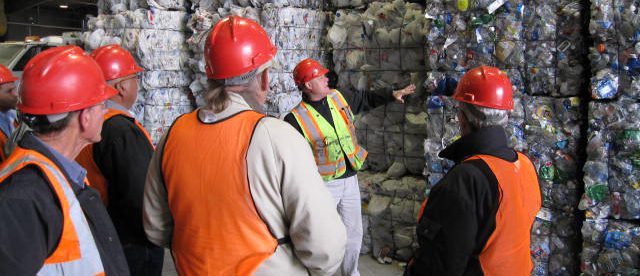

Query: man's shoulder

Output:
[0, 165, 51, 200]
[252, 117, 306, 145]
[436, 160, 496, 193]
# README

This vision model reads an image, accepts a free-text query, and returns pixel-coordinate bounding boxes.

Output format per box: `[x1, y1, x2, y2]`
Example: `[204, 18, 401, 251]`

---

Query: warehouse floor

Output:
[161, 249, 404, 275]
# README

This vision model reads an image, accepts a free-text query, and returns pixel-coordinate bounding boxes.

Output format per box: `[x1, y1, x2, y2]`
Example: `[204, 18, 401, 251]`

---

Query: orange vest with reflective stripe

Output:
[0, 146, 105, 275]
[76, 108, 153, 205]
[161, 110, 279, 275]
[417, 152, 540, 275]
[0, 129, 7, 162]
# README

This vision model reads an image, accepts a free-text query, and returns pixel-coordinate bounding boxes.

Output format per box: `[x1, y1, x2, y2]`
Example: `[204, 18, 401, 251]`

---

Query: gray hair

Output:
[458, 102, 509, 131]
[222, 60, 273, 86]
[203, 60, 272, 113]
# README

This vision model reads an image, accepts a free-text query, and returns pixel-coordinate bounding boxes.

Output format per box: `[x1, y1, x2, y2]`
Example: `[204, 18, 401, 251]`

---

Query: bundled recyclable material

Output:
[531, 208, 581, 276]
[190, 0, 324, 10]
[579, 99, 640, 274]
[358, 171, 426, 262]
[581, 219, 640, 275]
[420, 0, 584, 97]
[88, 4, 194, 143]
[524, 96, 582, 214]
[589, 0, 640, 99]
[186, 4, 328, 117]
[580, 100, 640, 220]
[330, 1, 428, 173]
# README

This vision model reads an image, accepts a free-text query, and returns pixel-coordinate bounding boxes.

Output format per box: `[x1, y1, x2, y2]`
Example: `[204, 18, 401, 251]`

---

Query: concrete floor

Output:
[161, 249, 404, 276]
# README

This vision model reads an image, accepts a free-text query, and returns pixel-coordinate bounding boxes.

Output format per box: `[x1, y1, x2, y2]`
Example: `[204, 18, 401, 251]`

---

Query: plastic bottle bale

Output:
[129, 9, 188, 31]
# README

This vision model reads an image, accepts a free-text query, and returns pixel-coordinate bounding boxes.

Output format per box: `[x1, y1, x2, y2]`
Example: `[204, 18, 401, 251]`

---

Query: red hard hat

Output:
[18, 45, 117, 115]
[293, 58, 329, 87]
[452, 66, 513, 110]
[0, 64, 17, 84]
[91, 44, 143, 81]
[204, 16, 277, 80]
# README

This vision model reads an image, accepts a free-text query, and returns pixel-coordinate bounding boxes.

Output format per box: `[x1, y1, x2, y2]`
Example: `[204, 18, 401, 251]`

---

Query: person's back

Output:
[143, 16, 346, 275]
[408, 66, 541, 276]
[0, 45, 129, 275]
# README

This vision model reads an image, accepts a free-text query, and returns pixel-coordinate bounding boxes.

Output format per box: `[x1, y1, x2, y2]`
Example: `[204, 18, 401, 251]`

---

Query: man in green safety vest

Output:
[284, 58, 416, 276]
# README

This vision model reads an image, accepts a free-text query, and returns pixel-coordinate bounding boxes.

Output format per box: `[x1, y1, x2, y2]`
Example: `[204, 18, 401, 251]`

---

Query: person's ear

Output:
[113, 81, 126, 97]
[260, 71, 269, 91]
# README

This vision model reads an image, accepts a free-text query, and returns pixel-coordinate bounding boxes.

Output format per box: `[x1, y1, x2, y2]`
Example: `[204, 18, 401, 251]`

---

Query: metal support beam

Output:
[8, 21, 82, 31]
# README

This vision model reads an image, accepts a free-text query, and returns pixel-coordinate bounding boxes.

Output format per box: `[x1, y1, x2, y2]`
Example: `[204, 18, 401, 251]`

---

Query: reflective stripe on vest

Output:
[76, 108, 154, 205]
[465, 152, 541, 275]
[161, 110, 278, 275]
[0, 147, 105, 276]
[291, 90, 367, 181]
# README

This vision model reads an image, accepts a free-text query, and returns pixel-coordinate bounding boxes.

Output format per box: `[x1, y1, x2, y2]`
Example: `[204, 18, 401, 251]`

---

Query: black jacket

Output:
[284, 88, 393, 179]
[0, 133, 129, 275]
[408, 126, 521, 276]
[92, 114, 155, 246]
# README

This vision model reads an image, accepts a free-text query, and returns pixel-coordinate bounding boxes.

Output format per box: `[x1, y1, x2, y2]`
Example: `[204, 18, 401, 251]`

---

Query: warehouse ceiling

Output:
[6, 0, 97, 14]
[4, 0, 98, 40]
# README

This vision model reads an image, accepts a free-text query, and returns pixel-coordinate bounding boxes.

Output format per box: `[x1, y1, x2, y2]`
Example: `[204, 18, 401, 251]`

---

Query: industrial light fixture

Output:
[59, 3, 69, 9]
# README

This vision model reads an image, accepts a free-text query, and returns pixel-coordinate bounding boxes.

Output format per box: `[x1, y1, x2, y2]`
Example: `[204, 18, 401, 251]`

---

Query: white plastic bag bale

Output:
[145, 87, 192, 107]
[143, 104, 194, 144]
[128, 0, 149, 10]
[187, 9, 217, 32]
[189, 74, 209, 107]
[130, 89, 147, 123]
[191, 0, 217, 10]
[265, 91, 302, 118]
[136, 29, 188, 70]
[88, 29, 107, 50]
[143, 87, 194, 143]
[146, 0, 187, 10]
[121, 28, 141, 53]
[126, 9, 188, 31]
[141, 70, 193, 90]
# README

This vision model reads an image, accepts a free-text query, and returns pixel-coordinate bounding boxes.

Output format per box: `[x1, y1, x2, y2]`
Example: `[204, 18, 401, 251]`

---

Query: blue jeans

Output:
[122, 243, 164, 276]
[325, 175, 363, 276]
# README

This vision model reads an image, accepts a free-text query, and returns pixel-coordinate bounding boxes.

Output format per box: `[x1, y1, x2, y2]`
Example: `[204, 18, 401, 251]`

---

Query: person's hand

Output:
[392, 84, 416, 103]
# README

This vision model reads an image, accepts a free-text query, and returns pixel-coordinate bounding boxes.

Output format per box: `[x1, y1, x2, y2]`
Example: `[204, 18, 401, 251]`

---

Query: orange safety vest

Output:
[0, 129, 7, 162]
[0, 146, 105, 275]
[76, 108, 153, 205]
[161, 110, 280, 275]
[417, 152, 540, 275]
